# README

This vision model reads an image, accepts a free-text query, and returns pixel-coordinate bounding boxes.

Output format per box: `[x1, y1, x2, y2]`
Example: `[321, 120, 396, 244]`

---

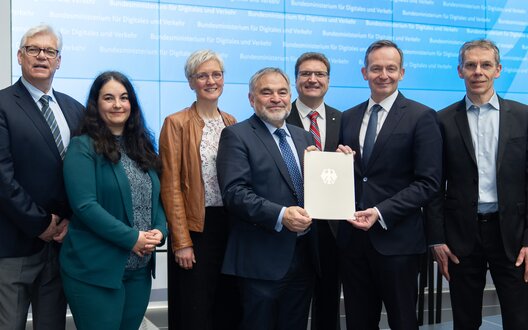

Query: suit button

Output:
[363, 177, 368, 182]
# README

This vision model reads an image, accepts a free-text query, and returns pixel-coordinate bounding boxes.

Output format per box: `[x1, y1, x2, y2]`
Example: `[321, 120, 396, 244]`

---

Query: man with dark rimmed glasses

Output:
[287, 52, 343, 330]
[0, 24, 84, 329]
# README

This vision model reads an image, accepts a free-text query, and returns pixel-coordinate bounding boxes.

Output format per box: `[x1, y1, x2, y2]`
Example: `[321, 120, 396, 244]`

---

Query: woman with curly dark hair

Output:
[60, 71, 167, 329]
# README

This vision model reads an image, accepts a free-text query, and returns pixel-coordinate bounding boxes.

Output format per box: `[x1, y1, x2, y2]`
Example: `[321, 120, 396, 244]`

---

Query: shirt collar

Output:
[464, 93, 500, 111]
[21, 76, 55, 104]
[367, 90, 399, 113]
[261, 118, 290, 137]
[295, 99, 326, 120]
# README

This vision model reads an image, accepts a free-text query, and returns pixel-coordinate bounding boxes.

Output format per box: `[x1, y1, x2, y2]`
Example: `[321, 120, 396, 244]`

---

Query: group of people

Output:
[0, 22, 527, 330]
[0, 24, 167, 330]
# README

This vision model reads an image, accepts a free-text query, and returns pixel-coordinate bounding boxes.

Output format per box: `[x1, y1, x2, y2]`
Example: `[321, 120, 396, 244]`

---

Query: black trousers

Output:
[310, 220, 341, 330]
[449, 215, 528, 330]
[340, 232, 420, 330]
[238, 235, 315, 330]
[167, 207, 241, 330]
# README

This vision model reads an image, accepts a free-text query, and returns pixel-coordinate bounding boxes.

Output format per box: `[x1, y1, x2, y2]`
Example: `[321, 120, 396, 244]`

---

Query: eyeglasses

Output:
[22, 46, 60, 59]
[192, 71, 224, 82]
[298, 71, 329, 79]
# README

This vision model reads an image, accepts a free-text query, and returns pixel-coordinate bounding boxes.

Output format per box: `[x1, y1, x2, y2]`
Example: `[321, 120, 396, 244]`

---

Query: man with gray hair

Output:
[0, 24, 83, 329]
[427, 39, 528, 329]
[216, 67, 318, 330]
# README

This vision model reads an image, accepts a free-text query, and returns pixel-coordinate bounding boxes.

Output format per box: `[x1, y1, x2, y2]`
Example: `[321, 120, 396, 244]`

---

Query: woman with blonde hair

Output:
[160, 50, 240, 329]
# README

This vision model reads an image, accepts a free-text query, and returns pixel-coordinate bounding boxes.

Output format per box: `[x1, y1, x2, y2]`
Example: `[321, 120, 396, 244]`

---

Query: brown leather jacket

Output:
[159, 103, 236, 252]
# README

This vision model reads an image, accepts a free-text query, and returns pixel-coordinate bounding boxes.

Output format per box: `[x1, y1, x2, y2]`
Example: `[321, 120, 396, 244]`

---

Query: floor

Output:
[27, 305, 505, 329]
[420, 315, 503, 329]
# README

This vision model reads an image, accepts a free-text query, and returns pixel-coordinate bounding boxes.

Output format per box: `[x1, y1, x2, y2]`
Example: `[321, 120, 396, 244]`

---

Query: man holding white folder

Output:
[338, 40, 442, 330]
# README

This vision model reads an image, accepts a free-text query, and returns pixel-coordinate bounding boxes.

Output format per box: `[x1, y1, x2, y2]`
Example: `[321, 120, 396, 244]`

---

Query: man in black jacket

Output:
[287, 52, 342, 330]
[426, 39, 528, 330]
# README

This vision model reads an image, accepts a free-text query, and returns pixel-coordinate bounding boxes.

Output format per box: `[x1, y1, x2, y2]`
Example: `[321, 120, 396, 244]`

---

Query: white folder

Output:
[304, 151, 355, 220]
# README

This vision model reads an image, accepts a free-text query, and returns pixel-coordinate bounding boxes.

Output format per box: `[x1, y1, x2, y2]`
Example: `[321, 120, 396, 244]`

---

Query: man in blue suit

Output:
[338, 40, 442, 329]
[217, 67, 317, 330]
[0, 24, 84, 329]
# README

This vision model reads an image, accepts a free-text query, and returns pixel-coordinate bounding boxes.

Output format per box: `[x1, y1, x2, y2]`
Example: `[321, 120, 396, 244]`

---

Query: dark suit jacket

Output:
[287, 100, 342, 237]
[0, 79, 84, 257]
[426, 97, 528, 263]
[60, 135, 168, 289]
[286, 100, 341, 152]
[217, 114, 315, 280]
[338, 92, 442, 255]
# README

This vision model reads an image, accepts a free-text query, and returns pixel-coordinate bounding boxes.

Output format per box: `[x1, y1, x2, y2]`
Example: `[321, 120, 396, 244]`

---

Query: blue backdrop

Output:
[12, 0, 528, 138]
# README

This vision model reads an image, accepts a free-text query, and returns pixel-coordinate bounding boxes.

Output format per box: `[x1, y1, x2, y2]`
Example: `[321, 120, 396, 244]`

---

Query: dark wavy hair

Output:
[79, 71, 160, 172]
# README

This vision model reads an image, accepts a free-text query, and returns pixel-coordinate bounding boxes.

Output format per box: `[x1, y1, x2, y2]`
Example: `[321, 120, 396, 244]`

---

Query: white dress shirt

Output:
[295, 99, 327, 149]
[359, 90, 399, 154]
[21, 77, 71, 149]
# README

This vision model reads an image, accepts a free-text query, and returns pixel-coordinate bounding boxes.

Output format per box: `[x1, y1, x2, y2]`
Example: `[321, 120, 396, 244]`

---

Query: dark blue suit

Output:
[0, 79, 84, 256]
[338, 92, 442, 329]
[0, 78, 84, 328]
[217, 114, 317, 330]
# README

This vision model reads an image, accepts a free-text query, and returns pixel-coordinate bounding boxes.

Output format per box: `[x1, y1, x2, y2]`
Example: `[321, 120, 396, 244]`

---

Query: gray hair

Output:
[458, 39, 500, 66]
[249, 67, 290, 94]
[364, 39, 403, 68]
[19, 24, 63, 51]
[184, 49, 224, 82]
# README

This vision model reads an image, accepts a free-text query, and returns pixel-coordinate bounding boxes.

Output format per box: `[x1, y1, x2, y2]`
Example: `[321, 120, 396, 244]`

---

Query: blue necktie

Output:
[39, 95, 66, 159]
[362, 104, 381, 167]
[274, 128, 304, 207]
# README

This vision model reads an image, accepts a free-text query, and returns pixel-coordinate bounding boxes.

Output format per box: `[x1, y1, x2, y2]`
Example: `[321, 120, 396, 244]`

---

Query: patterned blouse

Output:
[118, 140, 153, 270]
[200, 117, 225, 207]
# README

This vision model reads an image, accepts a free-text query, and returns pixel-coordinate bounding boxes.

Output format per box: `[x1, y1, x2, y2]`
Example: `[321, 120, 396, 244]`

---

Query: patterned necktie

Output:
[39, 95, 65, 159]
[308, 111, 322, 151]
[274, 128, 304, 207]
[362, 104, 382, 167]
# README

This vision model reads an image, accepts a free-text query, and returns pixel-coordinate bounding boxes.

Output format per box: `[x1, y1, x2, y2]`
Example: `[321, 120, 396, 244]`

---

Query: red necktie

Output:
[309, 111, 322, 151]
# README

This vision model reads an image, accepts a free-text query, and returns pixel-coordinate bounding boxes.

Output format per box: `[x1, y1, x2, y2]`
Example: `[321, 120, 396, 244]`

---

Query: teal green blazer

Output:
[60, 135, 167, 289]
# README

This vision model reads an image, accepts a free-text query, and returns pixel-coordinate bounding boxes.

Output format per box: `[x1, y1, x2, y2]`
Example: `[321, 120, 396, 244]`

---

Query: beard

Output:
[255, 106, 291, 127]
